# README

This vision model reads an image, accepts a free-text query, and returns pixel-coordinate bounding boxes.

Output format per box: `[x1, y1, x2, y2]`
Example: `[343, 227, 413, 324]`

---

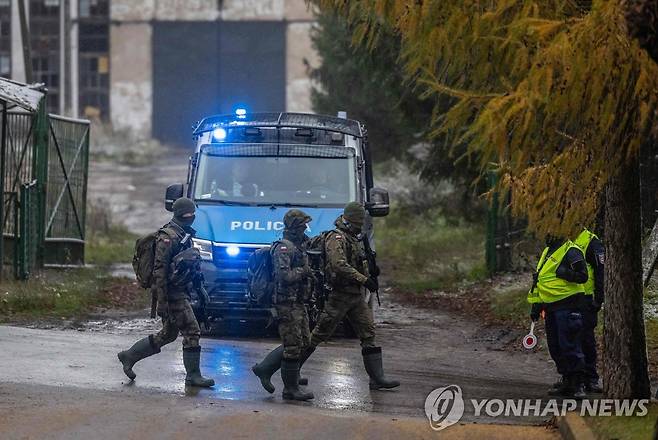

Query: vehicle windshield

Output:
[193, 144, 357, 206]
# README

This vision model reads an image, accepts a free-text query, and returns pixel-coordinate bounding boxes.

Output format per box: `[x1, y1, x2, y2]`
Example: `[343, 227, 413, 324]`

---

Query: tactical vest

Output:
[574, 229, 598, 296]
[272, 238, 310, 302]
[527, 240, 584, 304]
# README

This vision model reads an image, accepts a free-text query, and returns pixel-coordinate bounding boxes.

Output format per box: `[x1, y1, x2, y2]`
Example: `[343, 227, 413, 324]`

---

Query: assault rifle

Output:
[192, 273, 211, 329]
[362, 235, 381, 306]
[306, 249, 329, 327]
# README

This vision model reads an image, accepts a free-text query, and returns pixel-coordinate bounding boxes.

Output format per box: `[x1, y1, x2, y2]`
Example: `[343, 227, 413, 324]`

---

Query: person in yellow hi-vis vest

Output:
[528, 236, 589, 399]
[573, 228, 605, 393]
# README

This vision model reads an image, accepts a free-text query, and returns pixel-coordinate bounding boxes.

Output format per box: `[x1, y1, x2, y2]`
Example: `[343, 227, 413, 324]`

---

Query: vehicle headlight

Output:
[225, 246, 240, 257]
[192, 238, 213, 260]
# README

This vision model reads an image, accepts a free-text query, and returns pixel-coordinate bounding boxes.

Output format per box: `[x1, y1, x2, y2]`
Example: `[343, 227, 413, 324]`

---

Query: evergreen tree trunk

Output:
[603, 157, 651, 399]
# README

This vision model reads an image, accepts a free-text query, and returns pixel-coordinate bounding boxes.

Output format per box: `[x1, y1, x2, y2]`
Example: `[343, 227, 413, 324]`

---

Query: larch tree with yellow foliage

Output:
[316, 0, 658, 398]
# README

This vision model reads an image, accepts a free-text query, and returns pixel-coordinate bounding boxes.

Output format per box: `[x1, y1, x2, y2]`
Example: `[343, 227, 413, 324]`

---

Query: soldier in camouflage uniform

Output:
[252, 209, 314, 401]
[307, 202, 399, 390]
[117, 198, 215, 387]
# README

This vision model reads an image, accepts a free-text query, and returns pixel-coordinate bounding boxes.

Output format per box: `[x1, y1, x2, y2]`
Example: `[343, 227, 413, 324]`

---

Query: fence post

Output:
[31, 99, 49, 268]
[0, 101, 6, 281]
[486, 170, 499, 275]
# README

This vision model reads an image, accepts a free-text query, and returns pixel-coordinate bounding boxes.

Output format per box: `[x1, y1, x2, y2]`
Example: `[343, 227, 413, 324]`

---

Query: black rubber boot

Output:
[281, 359, 314, 401]
[362, 347, 400, 390]
[183, 346, 215, 387]
[117, 335, 160, 380]
[252, 345, 284, 393]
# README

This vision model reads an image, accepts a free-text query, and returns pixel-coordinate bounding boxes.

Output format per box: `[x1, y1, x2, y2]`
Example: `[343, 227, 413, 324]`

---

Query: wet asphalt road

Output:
[0, 288, 557, 426]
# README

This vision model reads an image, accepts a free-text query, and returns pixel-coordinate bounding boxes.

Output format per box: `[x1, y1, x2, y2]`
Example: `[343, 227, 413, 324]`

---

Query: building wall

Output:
[109, 0, 318, 138]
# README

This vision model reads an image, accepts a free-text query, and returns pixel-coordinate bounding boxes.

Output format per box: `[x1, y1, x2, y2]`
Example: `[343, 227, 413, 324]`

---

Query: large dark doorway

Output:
[152, 21, 286, 147]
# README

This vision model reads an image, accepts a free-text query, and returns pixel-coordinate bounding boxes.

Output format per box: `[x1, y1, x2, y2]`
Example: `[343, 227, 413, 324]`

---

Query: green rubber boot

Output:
[252, 345, 312, 393]
[183, 346, 215, 387]
[117, 336, 160, 381]
[281, 358, 314, 401]
[252, 345, 284, 393]
[362, 347, 400, 390]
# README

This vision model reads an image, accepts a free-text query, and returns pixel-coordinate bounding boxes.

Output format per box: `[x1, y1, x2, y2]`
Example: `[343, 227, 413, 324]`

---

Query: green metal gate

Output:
[44, 115, 91, 266]
[1, 79, 90, 280]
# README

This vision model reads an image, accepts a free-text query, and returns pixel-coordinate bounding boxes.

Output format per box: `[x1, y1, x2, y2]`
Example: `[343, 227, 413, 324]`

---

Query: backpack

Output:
[132, 227, 178, 289]
[247, 243, 278, 304]
[308, 230, 337, 273]
[248, 239, 304, 304]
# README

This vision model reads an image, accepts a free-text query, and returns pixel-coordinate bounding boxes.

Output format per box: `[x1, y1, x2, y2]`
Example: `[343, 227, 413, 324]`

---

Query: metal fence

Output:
[1, 97, 90, 279]
[44, 114, 90, 266]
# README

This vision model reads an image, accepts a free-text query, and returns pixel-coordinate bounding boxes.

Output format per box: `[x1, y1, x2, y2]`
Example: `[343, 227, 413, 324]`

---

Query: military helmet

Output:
[172, 197, 196, 220]
[283, 209, 312, 229]
[343, 202, 366, 226]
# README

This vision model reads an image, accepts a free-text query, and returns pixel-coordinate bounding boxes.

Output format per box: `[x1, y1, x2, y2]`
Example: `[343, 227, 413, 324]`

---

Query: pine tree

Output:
[316, 0, 658, 398]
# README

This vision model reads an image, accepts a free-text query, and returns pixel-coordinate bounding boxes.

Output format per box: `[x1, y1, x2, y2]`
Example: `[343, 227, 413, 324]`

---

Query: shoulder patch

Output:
[335, 235, 342, 239]
[280, 246, 288, 251]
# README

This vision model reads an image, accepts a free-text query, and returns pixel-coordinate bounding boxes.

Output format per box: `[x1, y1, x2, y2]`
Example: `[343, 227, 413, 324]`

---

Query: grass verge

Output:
[0, 267, 147, 321]
[85, 224, 138, 266]
[374, 206, 487, 293]
[585, 403, 658, 440]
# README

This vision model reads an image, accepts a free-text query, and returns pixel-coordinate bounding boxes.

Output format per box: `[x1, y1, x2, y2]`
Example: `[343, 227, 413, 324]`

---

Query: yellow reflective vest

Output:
[574, 229, 598, 296]
[527, 240, 584, 304]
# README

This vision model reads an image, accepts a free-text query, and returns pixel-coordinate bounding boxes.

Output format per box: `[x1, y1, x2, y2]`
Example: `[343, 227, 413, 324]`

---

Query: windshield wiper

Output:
[196, 199, 255, 206]
[256, 202, 320, 208]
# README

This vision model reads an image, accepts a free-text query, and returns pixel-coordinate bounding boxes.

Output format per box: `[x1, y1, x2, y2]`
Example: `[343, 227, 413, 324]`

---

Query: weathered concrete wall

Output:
[286, 21, 319, 113]
[221, 0, 284, 20]
[110, 0, 155, 21]
[109, 0, 318, 137]
[155, 0, 220, 21]
[110, 24, 152, 136]
[285, 0, 315, 21]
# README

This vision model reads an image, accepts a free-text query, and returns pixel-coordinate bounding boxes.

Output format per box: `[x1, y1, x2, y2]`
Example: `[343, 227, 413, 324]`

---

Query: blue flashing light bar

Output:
[212, 127, 227, 141]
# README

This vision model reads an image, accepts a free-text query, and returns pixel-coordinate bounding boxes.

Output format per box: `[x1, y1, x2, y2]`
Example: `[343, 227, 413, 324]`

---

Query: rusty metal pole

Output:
[17, 0, 33, 83]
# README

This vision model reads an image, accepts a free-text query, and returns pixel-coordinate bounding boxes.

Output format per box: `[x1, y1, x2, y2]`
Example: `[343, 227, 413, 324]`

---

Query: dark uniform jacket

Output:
[325, 218, 369, 294]
[153, 221, 194, 310]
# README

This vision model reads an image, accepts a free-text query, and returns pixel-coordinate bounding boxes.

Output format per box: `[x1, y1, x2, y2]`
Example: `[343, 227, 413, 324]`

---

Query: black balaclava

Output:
[172, 197, 196, 228]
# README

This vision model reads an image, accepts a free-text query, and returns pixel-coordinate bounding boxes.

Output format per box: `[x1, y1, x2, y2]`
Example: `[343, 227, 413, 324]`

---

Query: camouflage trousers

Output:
[310, 291, 375, 348]
[275, 301, 311, 360]
[151, 298, 201, 349]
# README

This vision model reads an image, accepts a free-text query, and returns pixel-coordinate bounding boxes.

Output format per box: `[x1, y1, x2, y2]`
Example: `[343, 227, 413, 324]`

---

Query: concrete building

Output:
[2, 0, 319, 145]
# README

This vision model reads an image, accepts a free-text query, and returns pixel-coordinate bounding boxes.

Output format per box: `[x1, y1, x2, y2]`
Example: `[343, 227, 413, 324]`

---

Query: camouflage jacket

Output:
[325, 218, 369, 294]
[153, 221, 194, 308]
[272, 235, 311, 303]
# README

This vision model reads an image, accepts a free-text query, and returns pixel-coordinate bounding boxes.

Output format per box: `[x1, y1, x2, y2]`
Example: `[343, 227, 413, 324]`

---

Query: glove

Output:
[364, 277, 378, 292]
[530, 303, 543, 322]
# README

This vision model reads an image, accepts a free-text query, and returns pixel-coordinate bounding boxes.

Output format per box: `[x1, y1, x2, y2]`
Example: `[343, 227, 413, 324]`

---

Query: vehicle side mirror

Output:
[165, 183, 184, 212]
[367, 188, 390, 217]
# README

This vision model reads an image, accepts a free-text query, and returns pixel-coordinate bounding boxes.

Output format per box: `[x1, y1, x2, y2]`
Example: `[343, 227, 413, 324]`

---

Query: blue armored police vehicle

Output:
[164, 110, 389, 327]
